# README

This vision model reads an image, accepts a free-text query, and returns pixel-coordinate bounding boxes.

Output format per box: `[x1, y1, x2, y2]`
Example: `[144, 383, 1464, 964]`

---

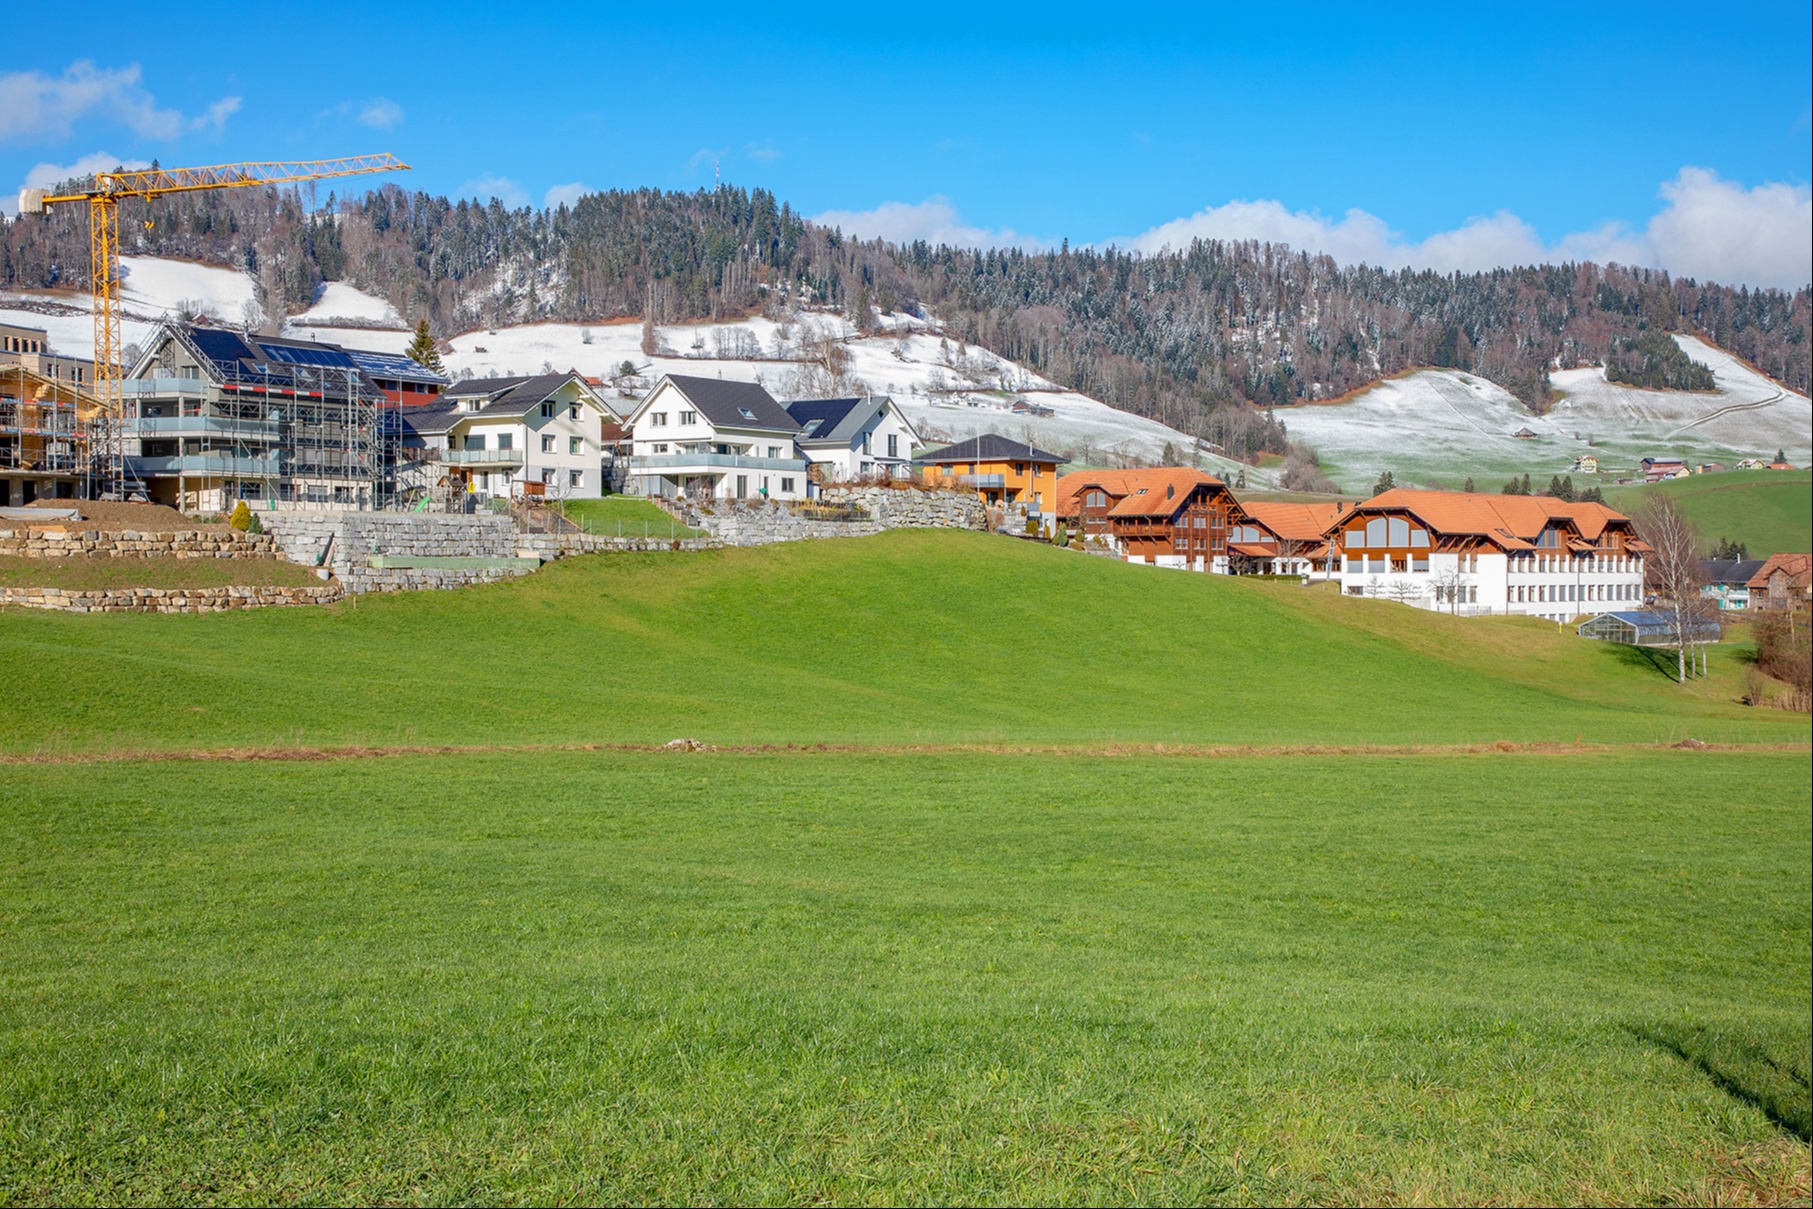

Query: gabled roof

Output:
[443, 374, 533, 400]
[1747, 552, 1811, 591]
[785, 395, 905, 446]
[346, 348, 448, 386]
[1055, 468, 1144, 512]
[391, 398, 463, 437]
[917, 433, 1067, 465]
[655, 374, 798, 432]
[1106, 469, 1228, 518]
[145, 323, 386, 402]
[1237, 500, 1348, 542]
[1699, 558, 1769, 586]
[444, 371, 597, 420]
[1339, 488, 1636, 551]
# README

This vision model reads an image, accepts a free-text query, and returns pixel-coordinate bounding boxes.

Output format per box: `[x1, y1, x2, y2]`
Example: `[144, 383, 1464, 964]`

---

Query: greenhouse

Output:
[1577, 610, 1721, 647]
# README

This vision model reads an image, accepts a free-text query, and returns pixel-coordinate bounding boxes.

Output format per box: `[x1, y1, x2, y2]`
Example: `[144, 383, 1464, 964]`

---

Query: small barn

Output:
[1577, 610, 1720, 646]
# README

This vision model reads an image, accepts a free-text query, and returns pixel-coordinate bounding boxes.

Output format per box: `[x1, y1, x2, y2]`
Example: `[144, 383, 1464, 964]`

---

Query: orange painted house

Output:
[917, 434, 1067, 520]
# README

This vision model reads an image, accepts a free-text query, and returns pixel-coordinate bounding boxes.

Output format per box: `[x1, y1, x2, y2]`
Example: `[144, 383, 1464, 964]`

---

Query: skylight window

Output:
[738, 407, 756, 419]
[800, 419, 823, 436]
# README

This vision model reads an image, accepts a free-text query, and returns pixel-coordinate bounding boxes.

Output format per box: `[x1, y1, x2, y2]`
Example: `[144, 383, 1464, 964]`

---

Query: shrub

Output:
[228, 501, 252, 532]
[247, 513, 264, 535]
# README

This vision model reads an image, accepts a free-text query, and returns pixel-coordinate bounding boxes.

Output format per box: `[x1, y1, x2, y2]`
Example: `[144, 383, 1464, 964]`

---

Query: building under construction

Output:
[123, 322, 444, 511]
[1, 363, 95, 505]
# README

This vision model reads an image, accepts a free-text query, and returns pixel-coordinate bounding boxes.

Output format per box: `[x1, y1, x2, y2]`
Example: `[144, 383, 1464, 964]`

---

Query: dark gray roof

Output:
[442, 371, 585, 418]
[786, 395, 893, 445]
[1700, 558, 1769, 585]
[661, 374, 798, 433]
[916, 432, 1067, 465]
[393, 398, 464, 437]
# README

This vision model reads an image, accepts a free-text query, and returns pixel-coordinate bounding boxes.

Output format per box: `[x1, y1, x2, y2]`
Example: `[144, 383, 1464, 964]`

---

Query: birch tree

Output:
[1634, 493, 1705, 683]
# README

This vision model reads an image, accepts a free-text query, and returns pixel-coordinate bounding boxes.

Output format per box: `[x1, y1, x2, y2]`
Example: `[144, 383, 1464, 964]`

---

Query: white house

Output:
[1329, 488, 1648, 619]
[398, 371, 617, 503]
[784, 395, 920, 482]
[625, 374, 811, 500]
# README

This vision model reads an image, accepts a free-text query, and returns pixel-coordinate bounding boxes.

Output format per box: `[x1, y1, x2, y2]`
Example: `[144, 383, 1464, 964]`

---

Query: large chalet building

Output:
[1056, 467, 1242, 572]
[1227, 500, 1348, 577]
[1327, 488, 1648, 618]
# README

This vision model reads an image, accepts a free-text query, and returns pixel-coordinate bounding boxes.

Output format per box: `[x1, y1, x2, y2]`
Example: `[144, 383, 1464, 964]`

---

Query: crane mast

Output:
[18, 154, 409, 499]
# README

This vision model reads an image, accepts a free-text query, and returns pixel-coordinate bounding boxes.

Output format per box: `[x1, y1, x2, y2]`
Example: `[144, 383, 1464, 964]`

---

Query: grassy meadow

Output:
[1604, 469, 1812, 556]
[1, 531, 1807, 1204]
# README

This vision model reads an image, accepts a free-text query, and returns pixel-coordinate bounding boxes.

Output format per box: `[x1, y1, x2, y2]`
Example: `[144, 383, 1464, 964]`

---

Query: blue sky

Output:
[4, 1, 1809, 286]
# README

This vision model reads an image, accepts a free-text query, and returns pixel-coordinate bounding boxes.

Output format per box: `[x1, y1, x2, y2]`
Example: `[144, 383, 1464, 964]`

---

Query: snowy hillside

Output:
[6, 256, 1805, 488]
[1275, 336, 1811, 491]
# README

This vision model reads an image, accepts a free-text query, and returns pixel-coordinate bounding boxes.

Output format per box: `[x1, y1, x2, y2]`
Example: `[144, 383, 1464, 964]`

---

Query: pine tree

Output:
[1547, 474, 1565, 499]
[1560, 474, 1575, 501]
[1372, 470, 1396, 495]
[1462, 477, 1475, 492]
[405, 319, 443, 372]
[1521, 473, 1532, 494]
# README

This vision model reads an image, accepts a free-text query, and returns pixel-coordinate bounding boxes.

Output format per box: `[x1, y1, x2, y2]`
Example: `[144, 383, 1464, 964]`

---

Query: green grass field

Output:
[1, 532, 1807, 1204]
[556, 495, 705, 538]
[1605, 470, 1811, 557]
[0, 554, 322, 591]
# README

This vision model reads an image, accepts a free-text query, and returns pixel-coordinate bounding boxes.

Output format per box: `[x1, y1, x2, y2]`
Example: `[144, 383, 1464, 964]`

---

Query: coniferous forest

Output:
[4, 179, 1808, 455]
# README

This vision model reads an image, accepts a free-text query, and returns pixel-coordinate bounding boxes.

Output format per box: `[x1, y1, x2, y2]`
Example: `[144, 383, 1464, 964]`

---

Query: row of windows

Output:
[465, 433, 588, 454]
[1513, 583, 1638, 604]
[1514, 554, 1637, 574]
[2, 335, 45, 354]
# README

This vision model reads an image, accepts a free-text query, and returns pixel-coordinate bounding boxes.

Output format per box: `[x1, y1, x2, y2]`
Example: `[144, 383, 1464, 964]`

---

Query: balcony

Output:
[956, 473, 1006, 489]
[122, 376, 211, 397]
[632, 452, 809, 474]
[125, 415, 282, 439]
[127, 454, 283, 477]
[439, 447, 526, 467]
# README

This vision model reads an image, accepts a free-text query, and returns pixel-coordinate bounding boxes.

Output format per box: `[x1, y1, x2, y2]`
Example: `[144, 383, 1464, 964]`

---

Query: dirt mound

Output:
[21, 500, 221, 532]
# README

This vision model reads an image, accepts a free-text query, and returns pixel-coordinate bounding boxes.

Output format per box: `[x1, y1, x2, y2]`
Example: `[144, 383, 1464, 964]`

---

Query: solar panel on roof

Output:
[189, 328, 254, 363]
[259, 343, 358, 369]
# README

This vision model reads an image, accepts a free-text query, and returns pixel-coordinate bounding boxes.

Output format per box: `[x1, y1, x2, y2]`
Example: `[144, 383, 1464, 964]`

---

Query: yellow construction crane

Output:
[17, 153, 409, 495]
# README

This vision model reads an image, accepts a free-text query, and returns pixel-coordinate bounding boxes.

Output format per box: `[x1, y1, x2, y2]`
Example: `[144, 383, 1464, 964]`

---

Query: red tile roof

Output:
[1238, 500, 1347, 542]
[1338, 488, 1635, 551]
[1105, 469, 1228, 517]
[1746, 552, 1811, 591]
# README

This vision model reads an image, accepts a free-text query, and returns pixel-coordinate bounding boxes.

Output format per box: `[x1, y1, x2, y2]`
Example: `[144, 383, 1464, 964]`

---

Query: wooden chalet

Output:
[1226, 500, 1349, 577]
[1054, 467, 1240, 571]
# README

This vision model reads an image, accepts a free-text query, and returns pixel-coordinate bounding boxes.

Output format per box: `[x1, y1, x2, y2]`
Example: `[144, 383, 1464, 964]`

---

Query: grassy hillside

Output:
[0, 529, 1797, 755]
[1, 749, 1806, 1204]
[1606, 470, 1811, 556]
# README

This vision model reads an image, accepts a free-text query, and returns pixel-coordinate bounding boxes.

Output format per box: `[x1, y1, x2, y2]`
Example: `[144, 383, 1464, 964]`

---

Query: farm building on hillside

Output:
[1578, 611, 1721, 647]
[1328, 488, 1648, 619]
[1747, 553, 1811, 610]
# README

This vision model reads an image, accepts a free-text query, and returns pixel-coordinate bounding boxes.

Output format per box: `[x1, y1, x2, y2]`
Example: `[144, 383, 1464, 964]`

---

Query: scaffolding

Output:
[123, 325, 392, 511]
[1, 364, 93, 504]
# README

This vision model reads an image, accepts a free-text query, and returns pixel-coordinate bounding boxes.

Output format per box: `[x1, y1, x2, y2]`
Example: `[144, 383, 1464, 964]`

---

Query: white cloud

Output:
[812, 197, 1046, 250]
[455, 175, 528, 209]
[685, 146, 727, 176]
[0, 61, 236, 144]
[2, 152, 153, 216]
[1122, 168, 1812, 290]
[744, 141, 782, 163]
[357, 98, 403, 129]
[544, 182, 590, 210]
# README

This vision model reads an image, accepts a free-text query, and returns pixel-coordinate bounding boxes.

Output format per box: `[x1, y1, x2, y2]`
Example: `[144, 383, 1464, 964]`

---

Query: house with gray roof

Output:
[623, 373, 811, 500]
[395, 370, 618, 503]
[785, 395, 920, 483]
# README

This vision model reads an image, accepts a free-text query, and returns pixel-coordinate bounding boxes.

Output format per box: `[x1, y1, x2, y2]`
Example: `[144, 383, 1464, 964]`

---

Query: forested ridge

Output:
[5, 178, 1807, 456]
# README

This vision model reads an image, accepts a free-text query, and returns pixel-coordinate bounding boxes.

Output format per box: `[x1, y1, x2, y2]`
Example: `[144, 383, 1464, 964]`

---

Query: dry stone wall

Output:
[263, 511, 530, 594]
[1, 584, 343, 613]
[0, 527, 275, 558]
[672, 487, 988, 547]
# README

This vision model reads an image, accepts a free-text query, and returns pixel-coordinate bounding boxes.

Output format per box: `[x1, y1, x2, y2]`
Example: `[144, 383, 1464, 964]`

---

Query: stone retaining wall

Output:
[263, 511, 526, 593]
[670, 487, 988, 547]
[0, 527, 275, 558]
[518, 532, 721, 559]
[1, 583, 344, 613]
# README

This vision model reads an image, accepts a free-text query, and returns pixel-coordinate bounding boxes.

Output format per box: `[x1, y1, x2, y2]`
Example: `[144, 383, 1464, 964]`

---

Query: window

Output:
[569, 405, 580, 421]
[569, 470, 583, 487]
[1411, 556, 1429, 573]
[497, 433, 514, 451]
[570, 436, 583, 455]
[649, 412, 668, 427]
[738, 407, 756, 419]
[541, 468, 556, 485]
[653, 442, 669, 454]
[540, 401, 554, 418]
[862, 432, 871, 455]
[888, 433, 898, 458]
[541, 435, 555, 453]
[680, 410, 697, 425]
[780, 477, 795, 493]
[766, 445, 781, 458]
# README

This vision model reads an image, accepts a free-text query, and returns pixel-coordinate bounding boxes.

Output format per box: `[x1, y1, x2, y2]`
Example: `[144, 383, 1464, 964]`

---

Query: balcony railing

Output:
[439, 447, 526, 466]
[122, 376, 211, 396]
[126, 454, 283, 476]
[956, 473, 1006, 489]
[631, 453, 809, 473]
[125, 415, 282, 438]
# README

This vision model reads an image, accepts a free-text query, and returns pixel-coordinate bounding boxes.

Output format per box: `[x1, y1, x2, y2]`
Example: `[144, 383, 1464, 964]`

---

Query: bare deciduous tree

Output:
[1634, 493, 1707, 683]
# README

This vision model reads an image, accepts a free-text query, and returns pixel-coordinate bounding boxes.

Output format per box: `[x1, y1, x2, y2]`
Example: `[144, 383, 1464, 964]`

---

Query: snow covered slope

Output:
[1547, 335, 1810, 466]
[0, 255, 260, 355]
[1275, 336, 1811, 492]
